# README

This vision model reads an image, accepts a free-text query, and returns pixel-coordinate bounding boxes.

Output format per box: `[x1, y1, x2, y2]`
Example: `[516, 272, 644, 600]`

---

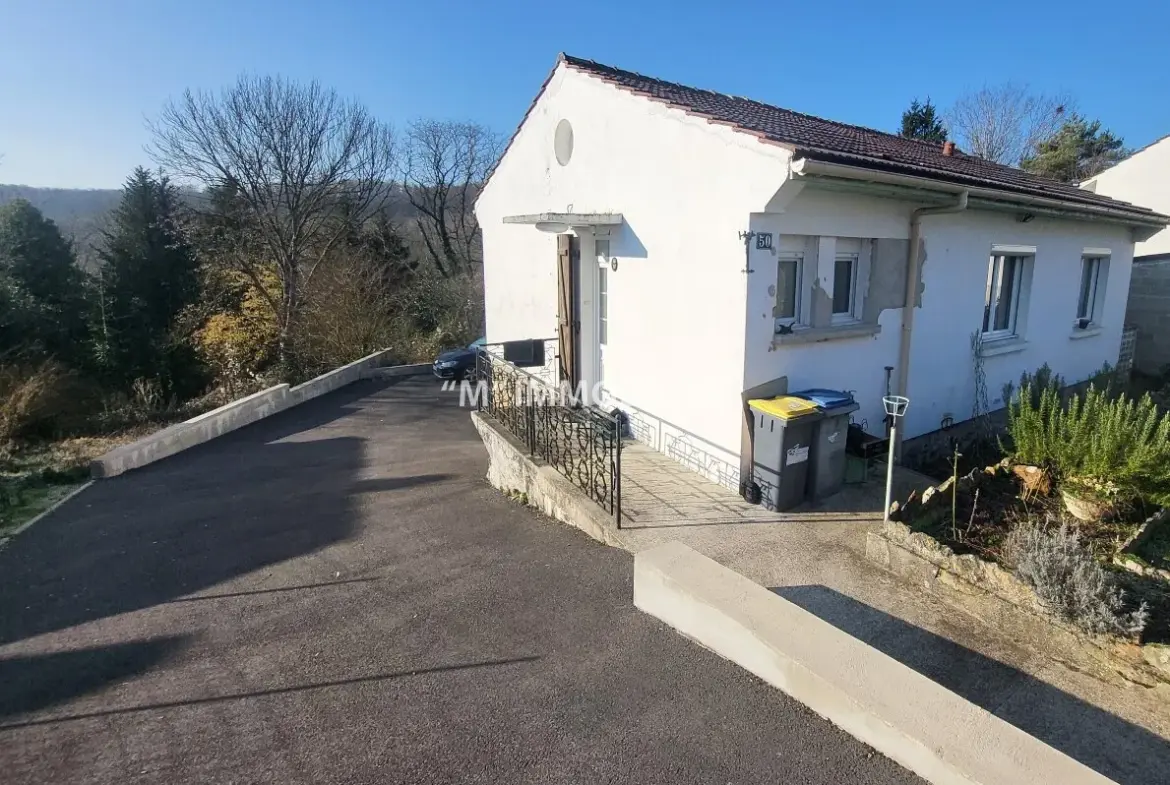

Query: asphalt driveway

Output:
[0, 377, 919, 784]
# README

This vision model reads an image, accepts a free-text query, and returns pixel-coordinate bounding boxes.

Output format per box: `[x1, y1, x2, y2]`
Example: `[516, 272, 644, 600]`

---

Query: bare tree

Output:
[946, 84, 1073, 166]
[401, 120, 502, 277]
[149, 75, 396, 371]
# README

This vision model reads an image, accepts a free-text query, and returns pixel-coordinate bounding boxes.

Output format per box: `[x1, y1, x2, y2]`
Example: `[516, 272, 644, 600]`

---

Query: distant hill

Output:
[0, 185, 123, 268]
[0, 184, 121, 230]
[0, 182, 427, 271]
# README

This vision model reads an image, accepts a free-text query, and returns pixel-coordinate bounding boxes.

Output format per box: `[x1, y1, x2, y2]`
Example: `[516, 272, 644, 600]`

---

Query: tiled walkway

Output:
[619, 440, 927, 529]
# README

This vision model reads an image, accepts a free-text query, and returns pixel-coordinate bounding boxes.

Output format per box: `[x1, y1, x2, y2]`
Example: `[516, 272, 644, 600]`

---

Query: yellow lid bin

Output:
[748, 396, 820, 420]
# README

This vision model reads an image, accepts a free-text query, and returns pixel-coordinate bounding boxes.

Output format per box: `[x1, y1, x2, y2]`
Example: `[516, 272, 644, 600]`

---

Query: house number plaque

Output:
[755, 233, 773, 250]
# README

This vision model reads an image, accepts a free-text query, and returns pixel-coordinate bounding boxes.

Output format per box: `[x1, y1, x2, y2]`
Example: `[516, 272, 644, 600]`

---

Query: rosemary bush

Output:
[1007, 381, 1170, 504]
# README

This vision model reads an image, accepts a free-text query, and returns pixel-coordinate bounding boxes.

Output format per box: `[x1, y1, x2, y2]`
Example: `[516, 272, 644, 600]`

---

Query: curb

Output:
[634, 542, 1115, 785]
[1, 480, 93, 543]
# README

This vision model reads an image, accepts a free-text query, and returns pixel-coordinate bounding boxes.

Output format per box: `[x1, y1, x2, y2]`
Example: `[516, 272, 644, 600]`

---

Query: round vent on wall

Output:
[554, 119, 573, 166]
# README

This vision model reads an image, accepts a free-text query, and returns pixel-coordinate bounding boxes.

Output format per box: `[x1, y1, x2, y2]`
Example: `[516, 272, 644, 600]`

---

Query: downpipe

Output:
[893, 190, 969, 460]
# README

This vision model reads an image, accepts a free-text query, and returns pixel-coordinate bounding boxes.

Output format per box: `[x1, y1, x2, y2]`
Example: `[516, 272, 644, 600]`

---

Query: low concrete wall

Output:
[91, 384, 293, 478]
[92, 349, 398, 479]
[360, 363, 432, 379]
[471, 411, 625, 548]
[635, 541, 1114, 785]
[288, 349, 397, 403]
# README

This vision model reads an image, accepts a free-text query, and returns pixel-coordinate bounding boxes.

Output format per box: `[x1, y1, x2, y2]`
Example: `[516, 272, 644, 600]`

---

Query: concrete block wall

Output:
[1125, 257, 1170, 374]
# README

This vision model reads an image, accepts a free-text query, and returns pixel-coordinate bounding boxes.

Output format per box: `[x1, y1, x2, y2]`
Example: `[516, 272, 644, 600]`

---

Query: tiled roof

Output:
[557, 54, 1165, 224]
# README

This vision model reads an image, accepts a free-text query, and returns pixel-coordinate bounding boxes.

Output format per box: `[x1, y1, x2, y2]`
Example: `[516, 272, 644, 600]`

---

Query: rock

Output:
[1011, 464, 1050, 495]
[1142, 644, 1170, 681]
[1061, 487, 1114, 522]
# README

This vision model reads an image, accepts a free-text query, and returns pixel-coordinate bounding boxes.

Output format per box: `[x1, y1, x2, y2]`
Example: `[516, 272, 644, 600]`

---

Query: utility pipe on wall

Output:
[893, 190, 969, 458]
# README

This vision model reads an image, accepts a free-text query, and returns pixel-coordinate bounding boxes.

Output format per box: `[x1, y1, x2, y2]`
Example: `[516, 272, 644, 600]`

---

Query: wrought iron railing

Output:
[476, 347, 623, 527]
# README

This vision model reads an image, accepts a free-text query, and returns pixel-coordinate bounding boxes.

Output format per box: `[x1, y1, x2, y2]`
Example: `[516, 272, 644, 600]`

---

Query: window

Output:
[775, 252, 802, 324]
[982, 254, 1026, 338]
[1077, 256, 1103, 323]
[832, 254, 858, 320]
[597, 240, 609, 383]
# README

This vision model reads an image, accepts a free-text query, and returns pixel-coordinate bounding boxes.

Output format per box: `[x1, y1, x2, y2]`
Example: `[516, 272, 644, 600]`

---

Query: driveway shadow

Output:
[772, 584, 1170, 785]
[0, 635, 192, 720]
[0, 383, 451, 649]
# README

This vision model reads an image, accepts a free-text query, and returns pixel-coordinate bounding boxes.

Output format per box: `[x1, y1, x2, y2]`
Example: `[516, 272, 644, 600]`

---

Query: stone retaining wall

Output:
[866, 467, 1170, 686]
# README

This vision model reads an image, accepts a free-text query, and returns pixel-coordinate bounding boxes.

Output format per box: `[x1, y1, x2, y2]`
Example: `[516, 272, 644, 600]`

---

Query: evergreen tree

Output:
[900, 98, 949, 143]
[1021, 115, 1127, 183]
[0, 199, 86, 363]
[96, 167, 203, 395]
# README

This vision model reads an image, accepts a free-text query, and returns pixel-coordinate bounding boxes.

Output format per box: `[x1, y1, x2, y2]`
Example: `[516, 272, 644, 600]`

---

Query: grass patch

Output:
[0, 425, 181, 535]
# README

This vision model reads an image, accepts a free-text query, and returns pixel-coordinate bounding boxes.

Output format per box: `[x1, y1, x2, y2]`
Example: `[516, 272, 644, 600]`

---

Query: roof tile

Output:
[560, 54, 1164, 223]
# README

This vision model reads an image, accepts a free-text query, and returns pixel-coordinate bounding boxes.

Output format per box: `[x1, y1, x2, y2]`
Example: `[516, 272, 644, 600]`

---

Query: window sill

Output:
[980, 337, 1028, 357]
[772, 322, 881, 347]
[1069, 325, 1104, 340]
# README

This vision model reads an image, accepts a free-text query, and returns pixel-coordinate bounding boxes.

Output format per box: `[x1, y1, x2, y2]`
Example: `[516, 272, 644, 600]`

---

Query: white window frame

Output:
[1075, 251, 1110, 330]
[774, 251, 803, 330]
[982, 253, 1029, 341]
[831, 252, 859, 324]
[596, 239, 610, 388]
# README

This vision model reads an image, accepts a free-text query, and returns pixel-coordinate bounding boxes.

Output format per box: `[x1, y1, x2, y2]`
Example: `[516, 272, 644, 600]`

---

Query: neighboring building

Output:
[1082, 136, 1170, 373]
[476, 54, 1168, 490]
[1082, 135, 1170, 260]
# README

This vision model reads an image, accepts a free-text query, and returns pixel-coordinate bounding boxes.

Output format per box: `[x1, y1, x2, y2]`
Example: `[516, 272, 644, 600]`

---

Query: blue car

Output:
[432, 337, 485, 380]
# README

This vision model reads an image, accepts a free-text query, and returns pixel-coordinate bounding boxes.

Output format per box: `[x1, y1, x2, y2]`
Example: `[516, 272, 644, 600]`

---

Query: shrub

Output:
[194, 272, 279, 398]
[292, 250, 397, 379]
[0, 361, 72, 443]
[1007, 382, 1170, 504]
[1001, 363, 1064, 414]
[1006, 521, 1148, 637]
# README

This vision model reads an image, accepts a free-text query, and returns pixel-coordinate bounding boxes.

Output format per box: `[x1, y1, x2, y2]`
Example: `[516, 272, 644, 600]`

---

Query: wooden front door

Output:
[556, 234, 580, 387]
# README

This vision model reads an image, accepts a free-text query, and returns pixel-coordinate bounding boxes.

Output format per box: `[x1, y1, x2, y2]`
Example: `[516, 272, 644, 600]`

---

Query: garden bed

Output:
[894, 460, 1158, 566]
[879, 461, 1170, 685]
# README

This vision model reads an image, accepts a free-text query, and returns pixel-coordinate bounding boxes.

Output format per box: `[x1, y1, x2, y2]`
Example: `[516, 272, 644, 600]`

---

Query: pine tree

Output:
[0, 199, 87, 363]
[96, 167, 203, 395]
[900, 98, 949, 143]
[1021, 115, 1127, 183]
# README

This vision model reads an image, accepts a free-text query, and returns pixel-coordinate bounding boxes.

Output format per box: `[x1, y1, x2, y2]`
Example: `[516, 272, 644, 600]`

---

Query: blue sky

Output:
[2, 0, 1166, 188]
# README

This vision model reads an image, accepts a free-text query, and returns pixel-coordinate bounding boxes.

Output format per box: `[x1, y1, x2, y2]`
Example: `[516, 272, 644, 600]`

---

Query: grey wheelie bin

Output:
[790, 388, 860, 501]
[748, 396, 822, 511]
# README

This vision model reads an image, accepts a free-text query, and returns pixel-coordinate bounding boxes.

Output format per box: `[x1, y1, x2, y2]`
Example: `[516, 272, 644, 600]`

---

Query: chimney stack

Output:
[942, 141, 956, 157]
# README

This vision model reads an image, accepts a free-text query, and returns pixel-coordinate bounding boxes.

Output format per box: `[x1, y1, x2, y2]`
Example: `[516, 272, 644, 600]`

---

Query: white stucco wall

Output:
[477, 64, 790, 485]
[1082, 136, 1170, 258]
[743, 185, 1136, 441]
[743, 190, 913, 437]
[479, 63, 1142, 489]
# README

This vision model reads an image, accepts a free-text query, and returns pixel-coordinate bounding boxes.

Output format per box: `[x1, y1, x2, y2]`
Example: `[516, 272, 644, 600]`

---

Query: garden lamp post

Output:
[882, 395, 910, 523]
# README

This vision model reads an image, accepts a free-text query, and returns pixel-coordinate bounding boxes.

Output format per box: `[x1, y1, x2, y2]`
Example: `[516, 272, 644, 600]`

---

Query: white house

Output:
[1082, 135, 1170, 261]
[475, 54, 1168, 491]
